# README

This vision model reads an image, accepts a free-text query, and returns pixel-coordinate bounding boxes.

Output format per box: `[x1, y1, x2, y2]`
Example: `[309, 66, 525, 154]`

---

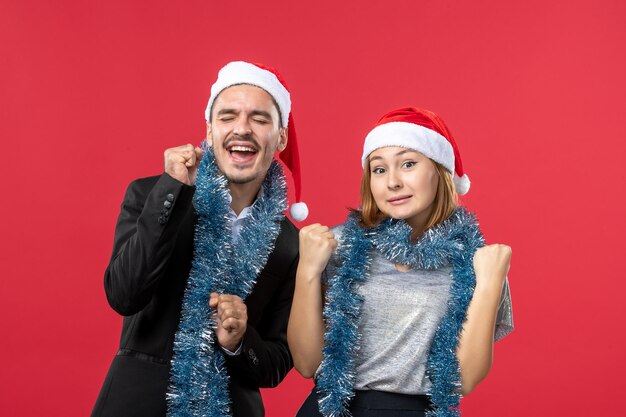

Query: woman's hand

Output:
[458, 243, 512, 395]
[473, 244, 512, 290]
[298, 224, 337, 279]
[289, 224, 335, 378]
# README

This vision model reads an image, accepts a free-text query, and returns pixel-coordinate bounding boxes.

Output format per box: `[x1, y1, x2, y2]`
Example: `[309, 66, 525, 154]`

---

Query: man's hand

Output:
[164, 144, 203, 186]
[209, 293, 248, 352]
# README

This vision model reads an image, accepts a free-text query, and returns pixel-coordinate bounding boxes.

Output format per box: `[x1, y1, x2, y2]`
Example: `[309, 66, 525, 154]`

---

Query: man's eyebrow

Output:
[216, 108, 238, 116]
[250, 110, 272, 119]
[216, 109, 273, 119]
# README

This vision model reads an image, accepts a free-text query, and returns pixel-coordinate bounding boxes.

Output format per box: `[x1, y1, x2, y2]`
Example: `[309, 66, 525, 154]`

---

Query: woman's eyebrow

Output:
[371, 149, 416, 161]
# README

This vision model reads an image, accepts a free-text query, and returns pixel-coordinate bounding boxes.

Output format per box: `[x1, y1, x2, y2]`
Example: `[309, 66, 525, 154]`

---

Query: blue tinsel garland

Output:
[166, 143, 287, 417]
[316, 208, 484, 417]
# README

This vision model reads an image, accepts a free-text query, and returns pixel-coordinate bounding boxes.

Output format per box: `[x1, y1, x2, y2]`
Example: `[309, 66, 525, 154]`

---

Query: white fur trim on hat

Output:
[454, 173, 471, 195]
[289, 202, 309, 222]
[205, 61, 291, 127]
[361, 122, 455, 172]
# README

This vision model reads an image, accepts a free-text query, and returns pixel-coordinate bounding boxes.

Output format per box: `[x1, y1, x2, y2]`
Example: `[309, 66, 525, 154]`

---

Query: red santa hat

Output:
[205, 61, 308, 221]
[361, 107, 471, 195]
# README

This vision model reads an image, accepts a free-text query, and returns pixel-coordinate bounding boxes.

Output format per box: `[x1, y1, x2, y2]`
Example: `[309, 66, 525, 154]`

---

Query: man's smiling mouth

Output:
[226, 143, 259, 163]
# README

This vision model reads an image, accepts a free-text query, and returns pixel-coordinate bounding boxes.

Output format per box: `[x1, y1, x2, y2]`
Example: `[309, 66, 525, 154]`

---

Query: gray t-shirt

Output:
[324, 224, 514, 394]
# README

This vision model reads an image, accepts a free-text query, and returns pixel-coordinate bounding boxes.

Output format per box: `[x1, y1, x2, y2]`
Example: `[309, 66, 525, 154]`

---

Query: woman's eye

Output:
[402, 161, 416, 169]
[372, 167, 385, 174]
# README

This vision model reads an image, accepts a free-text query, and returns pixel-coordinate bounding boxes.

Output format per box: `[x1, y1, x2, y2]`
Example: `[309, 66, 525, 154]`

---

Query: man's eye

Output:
[219, 117, 234, 122]
[253, 119, 269, 124]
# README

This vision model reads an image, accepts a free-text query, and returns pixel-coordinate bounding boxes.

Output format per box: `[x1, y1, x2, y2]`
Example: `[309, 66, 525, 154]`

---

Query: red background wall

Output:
[1, 0, 625, 416]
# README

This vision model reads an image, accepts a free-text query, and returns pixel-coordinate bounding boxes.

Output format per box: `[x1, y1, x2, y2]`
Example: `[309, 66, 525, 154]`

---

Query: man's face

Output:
[207, 84, 287, 185]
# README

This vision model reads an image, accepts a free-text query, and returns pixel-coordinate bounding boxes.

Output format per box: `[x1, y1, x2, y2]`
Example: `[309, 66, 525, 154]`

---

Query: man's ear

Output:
[277, 127, 288, 152]
[206, 122, 213, 146]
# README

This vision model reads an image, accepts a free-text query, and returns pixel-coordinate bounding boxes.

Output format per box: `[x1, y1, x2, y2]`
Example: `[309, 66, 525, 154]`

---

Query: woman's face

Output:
[368, 146, 439, 230]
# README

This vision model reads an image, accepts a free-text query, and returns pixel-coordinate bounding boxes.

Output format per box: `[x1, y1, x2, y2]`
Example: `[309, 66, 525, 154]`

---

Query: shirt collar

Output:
[227, 184, 265, 221]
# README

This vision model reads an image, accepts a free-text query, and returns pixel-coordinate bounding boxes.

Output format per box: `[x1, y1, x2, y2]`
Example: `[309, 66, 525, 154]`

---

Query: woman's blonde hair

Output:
[358, 156, 458, 234]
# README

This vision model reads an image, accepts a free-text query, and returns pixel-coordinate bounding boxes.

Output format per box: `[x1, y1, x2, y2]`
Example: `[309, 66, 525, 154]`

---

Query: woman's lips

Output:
[387, 195, 412, 205]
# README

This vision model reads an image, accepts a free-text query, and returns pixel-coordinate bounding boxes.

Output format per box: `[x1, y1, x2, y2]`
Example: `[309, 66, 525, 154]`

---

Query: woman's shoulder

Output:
[330, 223, 346, 238]
[330, 211, 365, 242]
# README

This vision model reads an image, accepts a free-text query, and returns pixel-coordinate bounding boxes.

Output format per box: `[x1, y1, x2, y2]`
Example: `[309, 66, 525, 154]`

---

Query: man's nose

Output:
[233, 116, 252, 136]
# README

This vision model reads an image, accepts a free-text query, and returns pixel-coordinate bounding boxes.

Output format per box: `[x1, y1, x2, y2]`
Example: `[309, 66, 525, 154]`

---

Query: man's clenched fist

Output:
[209, 293, 248, 352]
[164, 144, 203, 185]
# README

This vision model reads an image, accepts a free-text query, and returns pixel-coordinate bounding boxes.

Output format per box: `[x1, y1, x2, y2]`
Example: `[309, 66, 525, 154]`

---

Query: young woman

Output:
[288, 107, 514, 417]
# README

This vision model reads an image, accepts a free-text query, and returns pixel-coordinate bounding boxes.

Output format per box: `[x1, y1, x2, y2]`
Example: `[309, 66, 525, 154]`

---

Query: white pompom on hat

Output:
[206, 61, 308, 221]
[362, 107, 471, 195]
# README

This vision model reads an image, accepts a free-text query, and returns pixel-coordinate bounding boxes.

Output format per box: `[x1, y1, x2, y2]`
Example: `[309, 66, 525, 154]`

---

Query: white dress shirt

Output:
[221, 185, 264, 356]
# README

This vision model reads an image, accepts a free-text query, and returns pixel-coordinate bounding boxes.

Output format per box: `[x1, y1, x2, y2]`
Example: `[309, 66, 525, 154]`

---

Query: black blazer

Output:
[92, 173, 299, 417]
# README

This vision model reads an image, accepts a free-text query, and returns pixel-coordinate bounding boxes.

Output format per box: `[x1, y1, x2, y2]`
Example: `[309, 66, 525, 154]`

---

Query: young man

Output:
[92, 61, 307, 417]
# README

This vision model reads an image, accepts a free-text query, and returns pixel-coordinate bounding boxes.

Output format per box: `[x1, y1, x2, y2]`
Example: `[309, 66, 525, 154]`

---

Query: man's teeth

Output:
[230, 145, 256, 152]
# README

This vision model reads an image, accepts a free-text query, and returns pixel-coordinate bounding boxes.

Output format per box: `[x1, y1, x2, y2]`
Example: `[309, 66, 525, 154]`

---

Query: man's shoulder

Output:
[268, 216, 299, 264]
[279, 216, 299, 238]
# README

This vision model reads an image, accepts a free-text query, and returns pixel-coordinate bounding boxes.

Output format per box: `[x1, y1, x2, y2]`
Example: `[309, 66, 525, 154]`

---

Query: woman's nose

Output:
[387, 171, 402, 190]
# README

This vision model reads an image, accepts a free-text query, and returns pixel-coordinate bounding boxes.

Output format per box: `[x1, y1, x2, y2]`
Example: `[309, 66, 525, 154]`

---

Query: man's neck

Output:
[228, 179, 263, 216]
